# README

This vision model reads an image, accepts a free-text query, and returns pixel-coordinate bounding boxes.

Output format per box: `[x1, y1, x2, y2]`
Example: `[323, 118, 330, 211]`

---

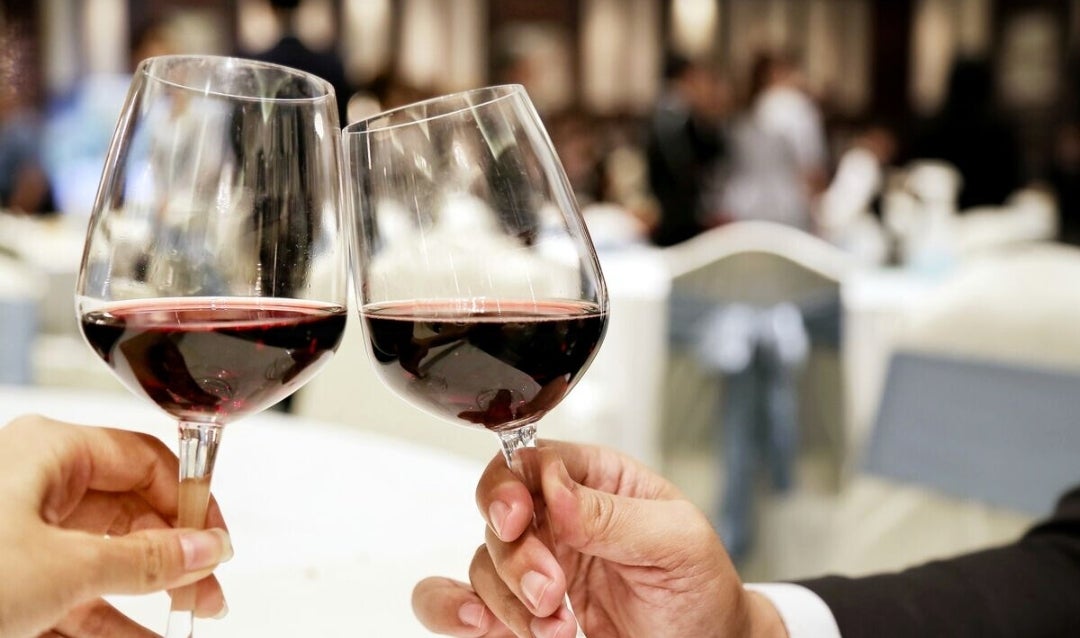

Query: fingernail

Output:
[488, 501, 511, 540]
[521, 571, 551, 611]
[458, 602, 486, 628]
[531, 614, 567, 638]
[180, 529, 233, 571]
[212, 601, 229, 620]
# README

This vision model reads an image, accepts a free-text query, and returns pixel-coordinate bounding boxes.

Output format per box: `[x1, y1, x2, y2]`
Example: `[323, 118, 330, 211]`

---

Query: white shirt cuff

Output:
[745, 583, 842, 638]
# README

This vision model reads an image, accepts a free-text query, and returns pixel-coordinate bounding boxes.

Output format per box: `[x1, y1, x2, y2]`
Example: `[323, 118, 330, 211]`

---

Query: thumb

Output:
[540, 449, 711, 568]
[66, 527, 233, 597]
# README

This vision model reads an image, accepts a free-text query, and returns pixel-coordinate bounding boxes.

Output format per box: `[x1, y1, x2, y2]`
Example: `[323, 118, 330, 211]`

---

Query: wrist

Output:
[743, 590, 789, 638]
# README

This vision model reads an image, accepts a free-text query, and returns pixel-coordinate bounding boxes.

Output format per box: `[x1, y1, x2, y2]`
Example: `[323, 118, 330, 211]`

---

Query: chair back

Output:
[865, 351, 1080, 516]
[661, 221, 855, 462]
[866, 243, 1080, 515]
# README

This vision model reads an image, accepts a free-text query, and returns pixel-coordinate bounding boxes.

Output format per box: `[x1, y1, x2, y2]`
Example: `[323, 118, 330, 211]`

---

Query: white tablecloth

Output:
[0, 385, 487, 636]
[0, 213, 85, 335]
[840, 268, 942, 464]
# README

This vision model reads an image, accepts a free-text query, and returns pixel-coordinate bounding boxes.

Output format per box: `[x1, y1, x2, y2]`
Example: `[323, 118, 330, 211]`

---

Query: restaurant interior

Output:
[3, 0, 1080, 635]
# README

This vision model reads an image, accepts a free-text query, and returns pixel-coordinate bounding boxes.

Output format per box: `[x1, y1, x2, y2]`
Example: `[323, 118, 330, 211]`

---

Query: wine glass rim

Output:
[139, 54, 337, 104]
[343, 84, 525, 134]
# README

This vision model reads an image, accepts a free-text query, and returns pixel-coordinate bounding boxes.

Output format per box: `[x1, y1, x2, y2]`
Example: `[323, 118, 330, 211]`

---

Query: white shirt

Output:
[746, 583, 842, 637]
[754, 85, 828, 174]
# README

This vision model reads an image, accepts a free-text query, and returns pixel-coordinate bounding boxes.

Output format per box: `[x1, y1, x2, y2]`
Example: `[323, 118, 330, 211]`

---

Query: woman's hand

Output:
[412, 440, 787, 638]
[0, 415, 233, 638]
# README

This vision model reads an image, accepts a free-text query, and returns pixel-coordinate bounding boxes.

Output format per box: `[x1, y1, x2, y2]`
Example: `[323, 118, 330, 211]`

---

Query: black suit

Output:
[247, 35, 351, 125]
[799, 486, 1080, 636]
[645, 95, 723, 247]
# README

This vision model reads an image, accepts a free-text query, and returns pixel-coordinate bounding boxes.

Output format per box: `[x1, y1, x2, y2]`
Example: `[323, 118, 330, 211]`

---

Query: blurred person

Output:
[816, 122, 898, 264]
[645, 54, 726, 247]
[412, 440, 1080, 638]
[0, 32, 52, 214]
[0, 415, 232, 638]
[549, 111, 605, 206]
[0, 88, 51, 214]
[690, 52, 829, 560]
[1050, 118, 1080, 246]
[717, 51, 828, 231]
[909, 56, 1023, 211]
[244, 0, 351, 125]
[43, 18, 177, 218]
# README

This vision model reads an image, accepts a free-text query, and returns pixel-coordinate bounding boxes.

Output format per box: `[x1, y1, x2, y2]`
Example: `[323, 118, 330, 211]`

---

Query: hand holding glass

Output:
[75, 55, 346, 637]
[344, 85, 607, 636]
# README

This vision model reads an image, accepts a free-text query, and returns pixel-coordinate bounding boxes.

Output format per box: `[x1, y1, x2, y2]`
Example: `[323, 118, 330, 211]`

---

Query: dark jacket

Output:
[800, 486, 1080, 636]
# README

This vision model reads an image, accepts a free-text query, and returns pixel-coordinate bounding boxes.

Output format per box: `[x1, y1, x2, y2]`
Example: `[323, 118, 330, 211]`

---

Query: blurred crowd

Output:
[579, 49, 1067, 267]
[2, 0, 1078, 268]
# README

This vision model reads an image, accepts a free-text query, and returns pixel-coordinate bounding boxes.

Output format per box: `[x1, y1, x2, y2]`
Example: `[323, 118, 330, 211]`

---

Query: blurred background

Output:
[4, 0, 1080, 585]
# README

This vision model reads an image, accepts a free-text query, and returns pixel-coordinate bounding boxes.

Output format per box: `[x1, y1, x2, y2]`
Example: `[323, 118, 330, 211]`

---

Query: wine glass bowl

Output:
[75, 55, 346, 637]
[346, 85, 607, 436]
[344, 85, 606, 636]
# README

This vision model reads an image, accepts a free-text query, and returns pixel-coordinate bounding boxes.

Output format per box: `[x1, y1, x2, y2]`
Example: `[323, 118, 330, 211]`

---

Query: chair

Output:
[819, 242, 1080, 576]
[660, 221, 858, 558]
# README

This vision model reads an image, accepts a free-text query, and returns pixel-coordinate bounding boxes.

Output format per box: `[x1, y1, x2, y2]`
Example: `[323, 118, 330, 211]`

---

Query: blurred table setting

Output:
[0, 212, 85, 331]
[0, 211, 103, 389]
[0, 383, 487, 637]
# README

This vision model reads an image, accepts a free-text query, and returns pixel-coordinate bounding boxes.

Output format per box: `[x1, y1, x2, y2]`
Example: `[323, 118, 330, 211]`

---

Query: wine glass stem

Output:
[165, 421, 224, 638]
[497, 425, 587, 638]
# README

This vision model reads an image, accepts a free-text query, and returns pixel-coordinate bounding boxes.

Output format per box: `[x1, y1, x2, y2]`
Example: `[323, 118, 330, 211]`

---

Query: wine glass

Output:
[75, 55, 347, 637]
[343, 85, 607, 636]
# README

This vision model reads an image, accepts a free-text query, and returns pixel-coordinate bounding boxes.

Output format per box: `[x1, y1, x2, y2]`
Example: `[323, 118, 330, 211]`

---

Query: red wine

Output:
[81, 298, 346, 422]
[362, 300, 606, 430]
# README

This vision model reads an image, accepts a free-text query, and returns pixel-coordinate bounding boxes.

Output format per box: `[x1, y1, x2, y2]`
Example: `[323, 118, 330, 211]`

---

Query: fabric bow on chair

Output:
[662, 221, 853, 563]
[692, 301, 809, 560]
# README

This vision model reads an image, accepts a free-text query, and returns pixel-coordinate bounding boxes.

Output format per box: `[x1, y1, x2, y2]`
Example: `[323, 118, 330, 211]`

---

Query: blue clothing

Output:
[0, 111, 44, 207]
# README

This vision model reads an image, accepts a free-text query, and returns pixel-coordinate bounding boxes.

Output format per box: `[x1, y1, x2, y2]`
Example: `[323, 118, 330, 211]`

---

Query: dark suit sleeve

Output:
[797, 486, 1080, 637]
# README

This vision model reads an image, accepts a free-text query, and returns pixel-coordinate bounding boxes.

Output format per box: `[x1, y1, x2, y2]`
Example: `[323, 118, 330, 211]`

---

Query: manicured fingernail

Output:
[532, 604, 575, 638]
[212, 601, 229, 620]
[488, 501, 511, 539]
[458, 602, 486, 628]
[531, 614, 567, 638]
[521, 571, 551, 611]
[180, 529, 233, 571]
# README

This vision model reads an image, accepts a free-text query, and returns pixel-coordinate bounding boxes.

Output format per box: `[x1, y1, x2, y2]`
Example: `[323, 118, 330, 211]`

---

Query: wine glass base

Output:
[164, 609, 194, 638]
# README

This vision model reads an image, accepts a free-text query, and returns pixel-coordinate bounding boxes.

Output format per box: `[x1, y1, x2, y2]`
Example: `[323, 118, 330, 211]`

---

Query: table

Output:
[0, 213, 85, 335]
[840, 267, 944, 464]
[0, 385, 488, 636]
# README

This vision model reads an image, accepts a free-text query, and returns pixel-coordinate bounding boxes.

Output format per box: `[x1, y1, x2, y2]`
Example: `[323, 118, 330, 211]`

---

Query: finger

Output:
[475, 439, 681, 545]
[19, 419, 181, 525]
[539, 447, 719, 567]
[63, 490, 228, 540]
[53, 598, 158, 638]
[60, 491, 169, 536]
[484, 525, 567, 619]
[36, 421, 228, 532]
[203, 493, 228, 532]
[476, 453, 534, 543]
[412, 577, 507, 637]
[63, 526, 232, 598]
[468, 545, 536, 638]
[61, 491, 229, 576]
[192, 574, 228, 619]
[536, 439, 683, 500]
